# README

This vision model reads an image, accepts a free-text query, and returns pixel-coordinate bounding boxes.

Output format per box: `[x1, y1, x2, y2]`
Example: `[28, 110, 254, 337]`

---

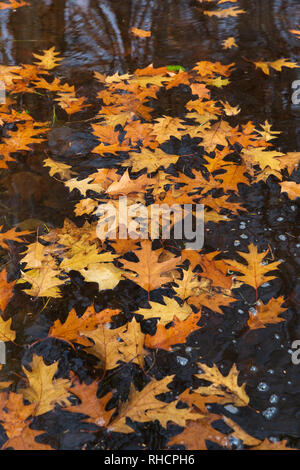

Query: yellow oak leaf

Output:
[194, 363, 249, 407]
[136, 296, 193, 325]
[109, 376, 201, 433]
[20, 355, 71, 416]
[0, 316, 16, 343]
[225, 243, 281, 290]
[33, 47, 63, 70]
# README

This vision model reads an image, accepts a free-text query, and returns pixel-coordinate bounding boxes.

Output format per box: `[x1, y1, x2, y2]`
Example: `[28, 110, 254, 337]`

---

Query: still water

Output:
[0, 0, 300, 450]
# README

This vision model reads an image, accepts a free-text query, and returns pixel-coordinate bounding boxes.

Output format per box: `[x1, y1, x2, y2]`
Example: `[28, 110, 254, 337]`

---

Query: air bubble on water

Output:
[277, 217, 284, 222]
[268, 369, 275, 375]
[176, 356, 188, 366]
[288, 381, 292, 385]
[261, 282, 270, 287]
[240, 233, 248, 239]
[239, 222, 246, 229]
[224, 404, 238, 414]
[229, 436, 241, 448]
[249, 307, 257, 315]
[291, 205, 296, 211]
[232, 339, 237, 344]
[257, 382, 269, 392]
[238, 309, 244, 314]
[250, 366, 258, 373]
[269, 394, 279, 404]
[95, 417, 106, 426]
[234, 240, 241, 247]
[279, 234, 287, 241]
[262, 407, 277, 420]
[218, 328, 223, 333]
[261, 260, 268, 265]
[185, 347, 192, 353]
[105, 323, 112, 329]
[296, 243, 300, 249]
[274, 334, 280, 340]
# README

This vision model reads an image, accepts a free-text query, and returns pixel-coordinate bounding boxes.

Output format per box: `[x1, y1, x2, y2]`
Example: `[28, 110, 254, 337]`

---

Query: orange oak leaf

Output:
[145, 311, 202, 351]
[0, 0, 28, 10]
[106, 169, 152, 196]
[188, 289, 236, 314]
[0, 393, 52, 450]
[0, 225, 31, 250]
[0, 269, 16, 312]
[250, 439, 295, 450]
[131, 27, 151, 38]
[167, 416, 230, 450]
[247, 297, 287, 330]
[65, 379, 114, 427]
[204, 7, 246, 18]
[225, 243, 281, 290]
[49, 306, 120, 347]
[1, 121, 49, 156]
[280, 181, 300, 200]
[120, 240, 181, 292]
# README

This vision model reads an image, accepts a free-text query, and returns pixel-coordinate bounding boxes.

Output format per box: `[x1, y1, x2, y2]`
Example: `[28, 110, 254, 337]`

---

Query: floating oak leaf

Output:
[109, 376, 201, 433]
[33, 47, 63, 70]
[225, 243, 281, 290]
[65, 379, 114, 427]
[20, 355, 71, 416]
[120, 240, 180, 293]
[0, 393, 52, 450]
[247, 297, 287, 330]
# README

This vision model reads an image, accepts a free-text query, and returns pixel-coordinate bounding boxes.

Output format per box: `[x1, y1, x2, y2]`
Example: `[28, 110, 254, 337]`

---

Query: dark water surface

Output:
[0, 0, 300, 222]
[0, 0, 300, 450]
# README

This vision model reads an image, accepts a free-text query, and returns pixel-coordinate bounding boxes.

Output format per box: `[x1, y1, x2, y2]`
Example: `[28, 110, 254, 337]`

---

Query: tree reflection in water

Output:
[0, 0, 299, 145]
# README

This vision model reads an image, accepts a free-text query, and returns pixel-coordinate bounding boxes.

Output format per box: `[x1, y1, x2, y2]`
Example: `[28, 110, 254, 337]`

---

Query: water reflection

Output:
[0, 1, 299, 449]
[0, 1, 298, 144]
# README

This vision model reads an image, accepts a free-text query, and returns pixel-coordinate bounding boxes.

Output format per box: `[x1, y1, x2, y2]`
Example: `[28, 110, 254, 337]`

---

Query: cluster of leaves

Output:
[0, 0, 28, 10]
[0, 6, 299, 450]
